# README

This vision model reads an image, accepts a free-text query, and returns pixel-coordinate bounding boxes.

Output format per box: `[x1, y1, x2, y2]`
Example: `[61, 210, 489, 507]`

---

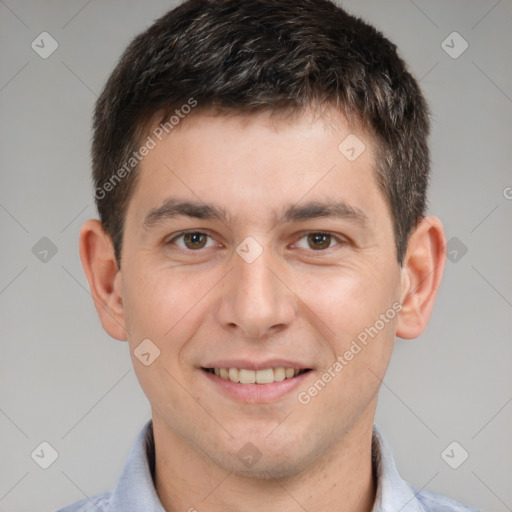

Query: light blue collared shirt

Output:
[56, 420, 480, 512]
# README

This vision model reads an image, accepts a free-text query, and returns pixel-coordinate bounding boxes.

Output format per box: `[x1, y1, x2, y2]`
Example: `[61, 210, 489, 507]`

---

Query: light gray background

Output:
[1, 1, 511, 511]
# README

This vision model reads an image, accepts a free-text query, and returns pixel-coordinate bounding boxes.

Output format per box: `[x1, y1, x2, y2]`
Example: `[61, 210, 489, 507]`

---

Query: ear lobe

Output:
[79, 219, 127, 341]
[396, 217, 446, 340]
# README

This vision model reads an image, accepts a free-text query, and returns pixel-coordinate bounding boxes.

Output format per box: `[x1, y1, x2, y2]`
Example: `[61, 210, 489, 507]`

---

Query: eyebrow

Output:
[142, 197, 369, 230]
[143, 198, 229, 229]
[279, 200, 369, 228]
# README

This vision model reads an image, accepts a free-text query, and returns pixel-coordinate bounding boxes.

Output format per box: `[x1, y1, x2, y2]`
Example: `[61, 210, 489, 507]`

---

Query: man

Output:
[57, 0, 480, 510]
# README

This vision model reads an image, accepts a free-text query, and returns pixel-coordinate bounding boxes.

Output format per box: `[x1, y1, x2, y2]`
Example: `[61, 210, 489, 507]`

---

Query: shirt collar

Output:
[108, 420, 165, 511]
[371, 424, 425, 512]
[108, 420, 424, 512]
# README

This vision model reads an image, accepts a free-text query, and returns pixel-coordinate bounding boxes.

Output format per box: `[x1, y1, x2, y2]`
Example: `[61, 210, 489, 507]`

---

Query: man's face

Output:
[119, 108, 403, 477]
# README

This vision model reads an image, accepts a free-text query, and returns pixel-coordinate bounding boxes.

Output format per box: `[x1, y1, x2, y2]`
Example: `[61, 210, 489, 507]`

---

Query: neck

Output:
[152, 412, 377, 512]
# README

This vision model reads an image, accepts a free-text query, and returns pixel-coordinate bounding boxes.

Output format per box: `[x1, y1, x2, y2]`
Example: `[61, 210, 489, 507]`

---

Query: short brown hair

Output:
[92, 0, 430, 267]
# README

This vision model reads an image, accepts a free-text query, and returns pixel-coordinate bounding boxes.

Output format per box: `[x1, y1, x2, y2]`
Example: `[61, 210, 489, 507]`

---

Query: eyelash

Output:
[166, 230, 347, 253]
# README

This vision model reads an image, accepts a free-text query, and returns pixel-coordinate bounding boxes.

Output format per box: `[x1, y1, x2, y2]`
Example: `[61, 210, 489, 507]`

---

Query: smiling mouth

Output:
[202, 367, 311, 384]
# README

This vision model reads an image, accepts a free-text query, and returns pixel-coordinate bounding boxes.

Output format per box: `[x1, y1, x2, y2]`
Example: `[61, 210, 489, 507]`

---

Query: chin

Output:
[208, 435, 319, 481]
[214, 421, 323, 478]
[227, 455, 311, 481]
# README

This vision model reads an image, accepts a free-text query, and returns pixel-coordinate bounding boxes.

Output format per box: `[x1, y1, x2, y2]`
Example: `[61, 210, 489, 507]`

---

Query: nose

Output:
[214, 246, 296, 340]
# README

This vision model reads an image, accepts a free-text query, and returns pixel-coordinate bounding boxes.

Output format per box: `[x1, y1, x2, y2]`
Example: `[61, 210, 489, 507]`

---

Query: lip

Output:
[200, 367, 313, 403]
[200, 359, 311, 371]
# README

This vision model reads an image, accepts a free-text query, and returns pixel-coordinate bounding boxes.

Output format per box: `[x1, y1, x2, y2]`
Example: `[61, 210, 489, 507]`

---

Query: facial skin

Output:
[80, 107, 446, 512]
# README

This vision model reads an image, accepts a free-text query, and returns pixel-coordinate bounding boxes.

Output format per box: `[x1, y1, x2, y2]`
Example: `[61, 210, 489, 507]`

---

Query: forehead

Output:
[127, 107, 389, 229]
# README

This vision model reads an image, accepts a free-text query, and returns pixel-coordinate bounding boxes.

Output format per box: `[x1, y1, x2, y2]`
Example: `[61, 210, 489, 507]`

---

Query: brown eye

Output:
[182, 232, 208, 249]
[307, 233, 333, 250]
[168, 231, 215, 251]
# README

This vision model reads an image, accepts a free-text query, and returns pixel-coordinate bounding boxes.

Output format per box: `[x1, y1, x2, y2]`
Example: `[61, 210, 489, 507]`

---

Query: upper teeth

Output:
[213, 367, 301, 384]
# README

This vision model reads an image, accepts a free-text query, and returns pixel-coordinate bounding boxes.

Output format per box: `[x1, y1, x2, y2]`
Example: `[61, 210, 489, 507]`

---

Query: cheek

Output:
[122, 266, 216, 355]
[294, 270, 398, 425]
[121, 268, 210, 413]
[294, 261, 400, 405]
[295, 262, 400, 342]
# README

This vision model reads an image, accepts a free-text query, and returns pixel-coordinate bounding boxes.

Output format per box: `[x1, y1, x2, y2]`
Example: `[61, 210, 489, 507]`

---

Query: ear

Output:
[79, 219, 127, 341]
[396, 216, 446, 340]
